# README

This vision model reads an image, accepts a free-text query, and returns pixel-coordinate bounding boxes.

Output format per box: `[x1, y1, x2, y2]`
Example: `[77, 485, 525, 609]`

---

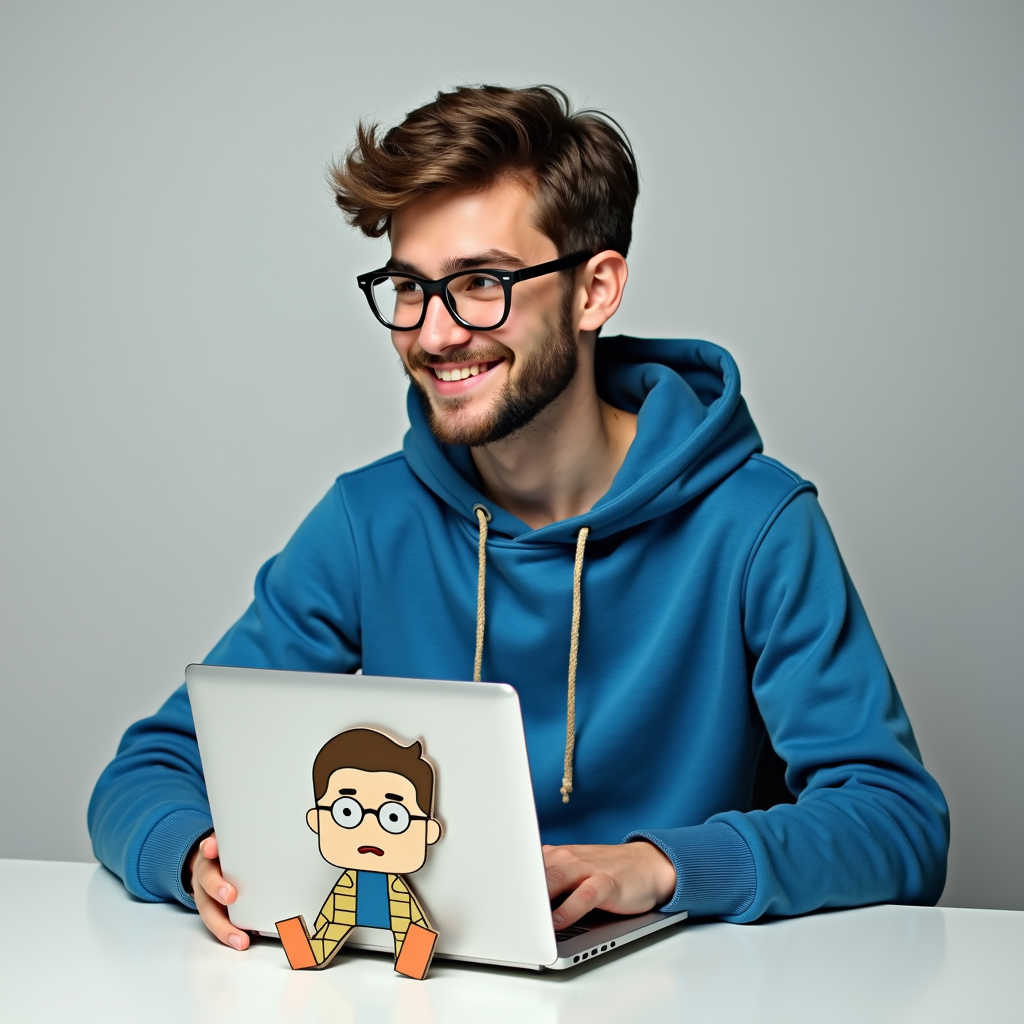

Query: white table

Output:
[2, 859, 1021, 1023]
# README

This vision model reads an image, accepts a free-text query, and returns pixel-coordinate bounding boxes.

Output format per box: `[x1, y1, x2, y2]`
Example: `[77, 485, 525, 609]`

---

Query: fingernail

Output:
[552, 914, 563, 926]
[218, 886, 230, 901]
[228, 933, 244, 950]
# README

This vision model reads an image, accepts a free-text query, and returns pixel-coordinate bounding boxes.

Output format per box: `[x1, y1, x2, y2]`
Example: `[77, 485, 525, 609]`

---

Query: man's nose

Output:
[417, 294, 472, 355]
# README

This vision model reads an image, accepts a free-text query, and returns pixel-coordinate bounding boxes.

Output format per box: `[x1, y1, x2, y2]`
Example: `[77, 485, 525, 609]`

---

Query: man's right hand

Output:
[188, 834, 250, 950]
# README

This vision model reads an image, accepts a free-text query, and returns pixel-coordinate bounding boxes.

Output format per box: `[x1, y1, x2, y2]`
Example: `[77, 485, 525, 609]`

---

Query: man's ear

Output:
[306, 808, 320, 834]
[426, 818, 442, 845]
[576, 250, 628, 333]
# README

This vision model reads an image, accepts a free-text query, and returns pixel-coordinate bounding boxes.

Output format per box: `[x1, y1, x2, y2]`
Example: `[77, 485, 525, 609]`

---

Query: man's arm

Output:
[548, 490, 949, 927]
[636, 491, 948, 922]
[87, 481, 363, 921]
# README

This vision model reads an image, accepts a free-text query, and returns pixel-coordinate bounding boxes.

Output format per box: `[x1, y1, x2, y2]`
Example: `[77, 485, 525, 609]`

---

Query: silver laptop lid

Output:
[187, 664, 559, 968]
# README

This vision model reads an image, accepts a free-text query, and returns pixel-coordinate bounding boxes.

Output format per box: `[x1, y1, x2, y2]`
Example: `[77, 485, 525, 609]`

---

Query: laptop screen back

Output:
[187, 665, 558, 968]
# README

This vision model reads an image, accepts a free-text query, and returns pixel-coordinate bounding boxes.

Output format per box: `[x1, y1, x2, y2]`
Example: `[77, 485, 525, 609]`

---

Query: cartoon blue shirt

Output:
[354, 870, 391, 929]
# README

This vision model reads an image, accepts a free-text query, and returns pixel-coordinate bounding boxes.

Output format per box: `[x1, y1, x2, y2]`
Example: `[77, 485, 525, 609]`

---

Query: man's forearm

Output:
[88, 683, 211, 905]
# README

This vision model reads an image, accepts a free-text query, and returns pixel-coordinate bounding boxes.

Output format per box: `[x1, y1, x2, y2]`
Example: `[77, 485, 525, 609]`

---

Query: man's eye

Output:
[395, 279, 422, 294]
[467, 276, 500, 291]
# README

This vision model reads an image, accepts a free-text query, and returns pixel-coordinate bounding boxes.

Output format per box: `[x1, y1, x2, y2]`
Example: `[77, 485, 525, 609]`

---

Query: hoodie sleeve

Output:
[710, 490, 948, 920]
[630, 489, 949, 921]
[87, 480, 363, 907]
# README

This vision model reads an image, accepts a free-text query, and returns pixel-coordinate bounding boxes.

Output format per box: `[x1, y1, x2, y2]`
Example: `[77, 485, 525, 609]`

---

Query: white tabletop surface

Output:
[2, 859, 1021, 1024]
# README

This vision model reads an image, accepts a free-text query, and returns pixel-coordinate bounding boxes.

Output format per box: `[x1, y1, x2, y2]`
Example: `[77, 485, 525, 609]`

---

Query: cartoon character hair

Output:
[312, 728, 436, 815]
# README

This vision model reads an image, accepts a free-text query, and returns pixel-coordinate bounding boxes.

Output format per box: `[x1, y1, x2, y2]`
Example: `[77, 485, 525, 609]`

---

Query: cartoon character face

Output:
[306, 767, 442, 874]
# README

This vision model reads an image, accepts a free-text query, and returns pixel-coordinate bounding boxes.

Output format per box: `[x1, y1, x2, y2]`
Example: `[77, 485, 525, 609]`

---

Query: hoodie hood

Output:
[402, 336, 764, 542]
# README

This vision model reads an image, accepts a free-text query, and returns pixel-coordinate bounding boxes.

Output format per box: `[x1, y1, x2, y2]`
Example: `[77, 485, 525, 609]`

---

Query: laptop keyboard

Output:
[554, 924, 590, 942]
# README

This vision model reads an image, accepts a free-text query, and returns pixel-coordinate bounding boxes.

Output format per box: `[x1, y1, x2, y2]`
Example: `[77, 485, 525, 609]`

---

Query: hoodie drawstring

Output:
[472, 505, 589, 804]
[472, 504, 491, 683]
[560, 525, 589, 803]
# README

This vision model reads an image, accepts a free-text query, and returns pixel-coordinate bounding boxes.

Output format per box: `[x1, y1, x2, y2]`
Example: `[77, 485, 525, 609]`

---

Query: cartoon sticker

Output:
[275, 727, 442, 979]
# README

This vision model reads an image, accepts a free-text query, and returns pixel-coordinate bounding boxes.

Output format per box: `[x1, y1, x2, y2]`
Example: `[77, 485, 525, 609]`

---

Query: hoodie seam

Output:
[739, 482, 818, 621]
[748, 453, 804, 484]
[333, 478, 364, 653]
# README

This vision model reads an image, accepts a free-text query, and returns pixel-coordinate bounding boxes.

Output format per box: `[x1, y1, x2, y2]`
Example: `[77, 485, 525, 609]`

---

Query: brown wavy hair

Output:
[328, 84, 639, 257]
[312, 728, 436, 815]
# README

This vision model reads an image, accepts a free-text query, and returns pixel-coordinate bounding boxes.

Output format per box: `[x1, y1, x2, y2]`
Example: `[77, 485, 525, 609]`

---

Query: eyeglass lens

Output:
[370, 272, 507, 330]
[328, 796, 412, 834]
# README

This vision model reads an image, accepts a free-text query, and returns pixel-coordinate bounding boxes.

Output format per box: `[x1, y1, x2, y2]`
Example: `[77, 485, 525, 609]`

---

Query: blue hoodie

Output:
[88, 337, 949, 922]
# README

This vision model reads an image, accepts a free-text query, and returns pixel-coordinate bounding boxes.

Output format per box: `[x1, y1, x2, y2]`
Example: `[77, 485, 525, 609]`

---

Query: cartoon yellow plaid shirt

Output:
[308, 868, 430, 965]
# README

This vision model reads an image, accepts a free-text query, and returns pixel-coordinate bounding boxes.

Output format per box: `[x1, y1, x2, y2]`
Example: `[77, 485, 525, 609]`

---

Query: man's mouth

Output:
[358, 845, 384, 856]
[429, 359, 502, 382]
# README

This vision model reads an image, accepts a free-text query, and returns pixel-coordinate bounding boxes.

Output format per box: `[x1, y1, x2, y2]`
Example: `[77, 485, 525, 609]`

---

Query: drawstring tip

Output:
[560, 778, 573, 804]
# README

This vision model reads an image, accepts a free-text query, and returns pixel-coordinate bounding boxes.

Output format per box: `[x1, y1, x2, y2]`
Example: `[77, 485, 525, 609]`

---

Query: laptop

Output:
[186, 664, 688, 971]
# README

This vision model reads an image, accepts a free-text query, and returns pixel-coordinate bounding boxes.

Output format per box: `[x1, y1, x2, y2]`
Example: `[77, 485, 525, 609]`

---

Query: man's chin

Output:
[426, 403, 503, 448]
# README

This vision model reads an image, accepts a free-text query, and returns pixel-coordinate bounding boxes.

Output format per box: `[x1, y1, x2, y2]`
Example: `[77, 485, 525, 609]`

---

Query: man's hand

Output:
[188, 834, 250, 950]
[543, 841, 677, 930]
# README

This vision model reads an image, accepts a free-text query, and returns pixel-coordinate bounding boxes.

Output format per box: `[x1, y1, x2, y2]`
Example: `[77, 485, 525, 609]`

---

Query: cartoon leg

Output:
[276, 915, 353, 970]
[277, 916, 317, 969]
[393, 922, 439, 980]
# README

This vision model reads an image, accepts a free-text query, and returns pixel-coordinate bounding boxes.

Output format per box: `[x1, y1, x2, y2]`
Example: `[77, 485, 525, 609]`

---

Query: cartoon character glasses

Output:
[356, 250, 593, 332]
[317, 796, 428, 835]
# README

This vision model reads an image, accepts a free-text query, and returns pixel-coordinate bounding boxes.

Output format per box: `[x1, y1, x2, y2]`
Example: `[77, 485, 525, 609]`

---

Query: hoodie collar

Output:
[402, 336, 763, 543]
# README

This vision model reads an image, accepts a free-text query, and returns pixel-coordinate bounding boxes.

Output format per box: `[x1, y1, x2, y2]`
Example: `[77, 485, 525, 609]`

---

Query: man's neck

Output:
[469, 341, 637, 530]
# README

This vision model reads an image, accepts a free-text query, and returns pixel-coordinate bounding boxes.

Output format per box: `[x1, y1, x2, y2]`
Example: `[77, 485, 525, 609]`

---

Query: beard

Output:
[405, 292, 578, 447]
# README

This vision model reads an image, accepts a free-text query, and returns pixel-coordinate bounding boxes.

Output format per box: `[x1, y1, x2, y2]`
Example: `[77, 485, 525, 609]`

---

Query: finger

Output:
[201, 834, 219, 861]
[194, 853, 237, 906]
[542, 843, 580, 866]
[194, 883, 250, 950]
[544, 856, 593, 897]
[550, 873, 617, 930]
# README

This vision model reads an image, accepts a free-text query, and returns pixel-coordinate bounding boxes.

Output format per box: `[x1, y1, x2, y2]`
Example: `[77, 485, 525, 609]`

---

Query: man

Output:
[89, 84, 949, 954]
[275, 728, 442, 979]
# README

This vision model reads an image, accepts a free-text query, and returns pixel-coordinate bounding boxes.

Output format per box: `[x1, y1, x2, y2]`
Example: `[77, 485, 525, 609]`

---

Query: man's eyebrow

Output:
[384, 793, 404, 801]
[386, 249, 527, 278]
[338, 788, 357, 795]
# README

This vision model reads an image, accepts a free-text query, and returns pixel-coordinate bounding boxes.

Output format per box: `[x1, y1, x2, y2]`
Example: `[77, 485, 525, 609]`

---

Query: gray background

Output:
[1, 2, 1021, 911]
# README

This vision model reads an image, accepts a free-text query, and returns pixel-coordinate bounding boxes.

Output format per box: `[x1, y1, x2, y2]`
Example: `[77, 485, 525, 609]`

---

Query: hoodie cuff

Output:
[137, 808, 214, 909]
[624, 820, 756, 918]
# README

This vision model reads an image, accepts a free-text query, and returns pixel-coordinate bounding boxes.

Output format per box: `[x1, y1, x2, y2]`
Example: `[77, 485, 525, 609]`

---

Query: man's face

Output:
[388, 178, 579, 447]
[306, 767, 441, 874]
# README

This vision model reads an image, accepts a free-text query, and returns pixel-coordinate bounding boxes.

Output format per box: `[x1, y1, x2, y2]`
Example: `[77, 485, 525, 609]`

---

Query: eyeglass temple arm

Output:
[511, 250, 593, 283]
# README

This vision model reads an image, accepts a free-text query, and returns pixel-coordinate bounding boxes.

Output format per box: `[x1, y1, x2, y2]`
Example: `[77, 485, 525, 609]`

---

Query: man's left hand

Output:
[543, 841, 677, 930]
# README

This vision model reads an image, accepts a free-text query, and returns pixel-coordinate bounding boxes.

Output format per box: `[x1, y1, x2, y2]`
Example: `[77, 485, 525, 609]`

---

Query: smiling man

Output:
[89, 84, 949, 954]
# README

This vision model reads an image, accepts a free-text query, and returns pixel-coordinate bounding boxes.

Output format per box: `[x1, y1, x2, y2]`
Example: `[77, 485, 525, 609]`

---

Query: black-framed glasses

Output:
[356, 250, 593, 332]
[317, 796, 427, 835]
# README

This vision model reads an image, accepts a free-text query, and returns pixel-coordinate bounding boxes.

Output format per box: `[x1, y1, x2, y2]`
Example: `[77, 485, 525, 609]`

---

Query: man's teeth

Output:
[433, 364, 484, 382]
